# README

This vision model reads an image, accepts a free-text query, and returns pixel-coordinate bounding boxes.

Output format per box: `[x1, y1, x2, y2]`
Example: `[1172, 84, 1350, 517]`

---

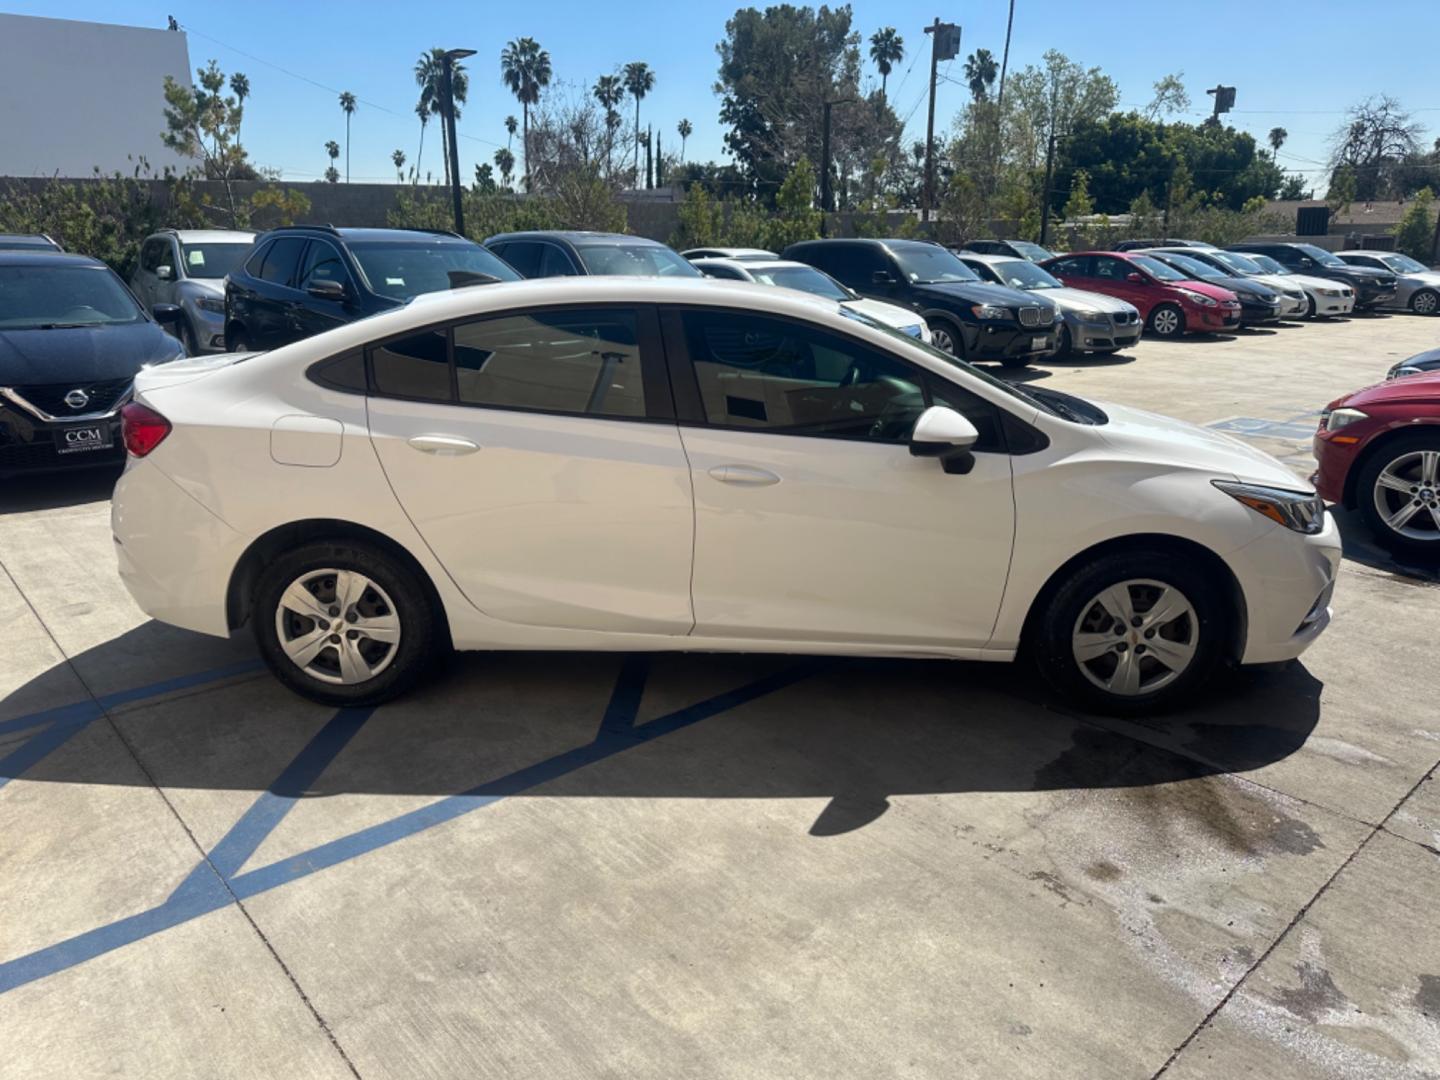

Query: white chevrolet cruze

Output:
[112, 277, 1340, 714]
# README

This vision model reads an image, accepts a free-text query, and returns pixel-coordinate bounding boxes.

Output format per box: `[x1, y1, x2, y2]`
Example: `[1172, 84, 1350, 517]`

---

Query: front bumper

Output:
[184, 299, 229, 352]
[1238, 298, 1283, 325]
[0, 397, 127, 477]
[1192, 305, 1242, 332]
[1227, 511, 1342, 664]
[968, 321, 1060, 361]
[1354, 285, 1398, 309]
[1311, 426, 1365, 505]
[1065, 312, 1142, 352]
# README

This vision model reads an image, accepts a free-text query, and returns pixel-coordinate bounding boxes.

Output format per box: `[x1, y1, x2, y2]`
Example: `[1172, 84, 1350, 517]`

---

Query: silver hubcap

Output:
[1152, 309, 1179, 335]
[1072, 579, 1199, 697]
[1415, 292, 1438, 314]
[275, 568, 401, 685]
[1374, 450, 1440, 541]
[931, 326, 955, 354]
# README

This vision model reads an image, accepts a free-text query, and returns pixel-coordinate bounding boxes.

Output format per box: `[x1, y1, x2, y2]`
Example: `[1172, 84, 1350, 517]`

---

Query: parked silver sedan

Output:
[957, 252, 1141, 356]
[1336, 250, 1440, 315]
[131, 229, 256, 352]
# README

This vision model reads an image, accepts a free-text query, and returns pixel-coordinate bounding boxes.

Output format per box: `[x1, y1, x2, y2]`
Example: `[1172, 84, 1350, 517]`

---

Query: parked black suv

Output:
[783, 239, 1060, 367]
[224, 226, 521, 351]
[1229, 242, 1397, 311]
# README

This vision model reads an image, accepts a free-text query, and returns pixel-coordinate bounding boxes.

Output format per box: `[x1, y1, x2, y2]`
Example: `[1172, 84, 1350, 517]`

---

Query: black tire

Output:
[1304, 293, 1318, 319]
[1028, 550, 1228, 716]
[226, 326, 250, 353]
[1411, 289, 1439, 316]
[926, 317, 964, 358]
[1355, 431, 1440, 559]
[1146, 303, 1185, 338]
[1057, 325, 1074, 358]
[252, 540, 443, 706]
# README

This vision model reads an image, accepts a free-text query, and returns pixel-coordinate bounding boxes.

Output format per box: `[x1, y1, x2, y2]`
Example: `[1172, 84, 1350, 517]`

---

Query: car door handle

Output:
[407, 434, 480, 456]
[709, 465, 780, 486]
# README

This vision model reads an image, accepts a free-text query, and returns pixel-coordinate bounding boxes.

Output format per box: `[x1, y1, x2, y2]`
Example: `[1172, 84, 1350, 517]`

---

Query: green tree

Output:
[1329, 95, 1422, 201]
[501, 37, 553, 187]
[339, 91, 357, 182]
[592, 75, 625, 175]
[161, 60, 258, 224]
[1268, 127, 1288, 155]
[413, 102, 429, 185]
[1279, 174, 1309, 200]
[493, 146, 515, 189]
[623, 61, 655, 181]
[228, 72, 250, 151]
[963, 49, 998, 103]
[677, 118, 693, 162]
[1393, 187, 1435, 260]
[868, 27, 903, 100]
[416, 49, 469, 186]
[1327, 164, 1357, 219]
[763, 157, 822, 251]
[505, 114, 518, 149]
[324, 140, 340, 183]
[1144, 73, 1189, 121]
[671, 182, 723, 248]
[391, 148, 406, 181]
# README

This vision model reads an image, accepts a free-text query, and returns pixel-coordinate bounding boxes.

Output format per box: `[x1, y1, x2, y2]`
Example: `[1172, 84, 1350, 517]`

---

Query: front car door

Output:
[365, 304, 695, 635]
[292, 238, 356, 340]
[664, 305, 1016, 647]
[1091, 256, 1152, 313]
[249, 236, 309, 348]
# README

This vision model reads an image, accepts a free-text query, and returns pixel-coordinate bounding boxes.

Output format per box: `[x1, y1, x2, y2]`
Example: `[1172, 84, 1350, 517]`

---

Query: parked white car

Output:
[112, 277, 1339, 715]
[691, 257, 931, 343]
[131, 229, 256, 353]
[1155, 247, 1310, 319]
[681, 247, 778, 261]
[1232, 251, 1354, 318]
[1336, 250, 1440, 315]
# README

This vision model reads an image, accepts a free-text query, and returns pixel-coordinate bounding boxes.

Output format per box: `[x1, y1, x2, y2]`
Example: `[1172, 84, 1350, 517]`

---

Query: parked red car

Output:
[1314, 370, 1440, 557]
[1041, 251, 1242, 338]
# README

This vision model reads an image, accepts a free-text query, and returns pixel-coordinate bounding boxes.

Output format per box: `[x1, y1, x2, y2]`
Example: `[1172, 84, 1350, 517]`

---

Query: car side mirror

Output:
[151, 303, 182, 325]
[872, 269, 896, 284]
[307, 279, 347, 302]
[156, 264, 174, 281]
[910, 405, 980, 474]
[1126, 271, 1146, 283]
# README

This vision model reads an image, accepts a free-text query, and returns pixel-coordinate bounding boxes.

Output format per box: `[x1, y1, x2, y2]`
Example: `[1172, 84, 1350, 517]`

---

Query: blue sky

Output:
[11, 1, 1438, 191]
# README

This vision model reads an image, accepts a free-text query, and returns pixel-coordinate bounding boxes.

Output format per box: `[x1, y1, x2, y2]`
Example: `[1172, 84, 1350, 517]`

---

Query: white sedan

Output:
[112, 277, 1339, 715]
[691, 256, 932, 343]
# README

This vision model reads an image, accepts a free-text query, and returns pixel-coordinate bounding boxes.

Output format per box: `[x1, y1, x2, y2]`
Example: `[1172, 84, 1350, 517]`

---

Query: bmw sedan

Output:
[1, 252, 185, 478]
[1336, 251, 1440, 316]
[113, 277, 1339, 716]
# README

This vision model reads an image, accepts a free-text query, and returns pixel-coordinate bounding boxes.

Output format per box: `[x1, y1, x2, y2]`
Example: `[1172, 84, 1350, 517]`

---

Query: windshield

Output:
[0, 264, 145, 329]
[1157, 253, 1224, 281]
[576, 243, 700, 277]
[992, 259, 1062, 290]
[349, 241, 521, 301]
[750, 265, 852, 300]
[180, 242, 252, 280]
[1008, 241, 1055, 262]
[1130, 255, 1186, 282]
[1379, 253, 1429, 274]
[1296, 243, 1346, 268]
[891, 244, 980, 283]
[1248, 253, 1289, 275]
[1208, 250, 1264, 275]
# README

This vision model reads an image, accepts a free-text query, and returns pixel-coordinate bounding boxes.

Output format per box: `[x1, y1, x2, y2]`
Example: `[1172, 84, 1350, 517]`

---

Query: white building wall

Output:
[0, 14, 194, 177]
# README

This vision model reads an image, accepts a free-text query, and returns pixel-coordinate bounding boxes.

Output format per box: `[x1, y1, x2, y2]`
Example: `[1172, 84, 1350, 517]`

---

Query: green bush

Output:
[1393, 188, 1435, 262]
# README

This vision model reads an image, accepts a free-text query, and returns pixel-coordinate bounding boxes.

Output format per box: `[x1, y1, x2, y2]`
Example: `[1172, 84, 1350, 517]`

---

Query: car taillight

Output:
[120, 401, 171, 457]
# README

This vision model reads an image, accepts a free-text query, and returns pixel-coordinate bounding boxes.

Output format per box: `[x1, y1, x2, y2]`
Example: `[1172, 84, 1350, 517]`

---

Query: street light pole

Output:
[441, 48, 476, 236]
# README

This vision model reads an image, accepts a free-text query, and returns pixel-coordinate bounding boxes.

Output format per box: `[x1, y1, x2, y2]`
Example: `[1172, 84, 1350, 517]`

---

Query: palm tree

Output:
[869, 28, 904, 100]
[963, 49, 998, 103]
[500, 37, 553, 188]
[997, 0, 1015, 110]
[324, 140, 340, 183]
[1268, 127, 1289, 156]
[392, 148, 406, 182]
[505, 115, 518, 150]
[416, 48, 469, 186]
[623, 61, 655, 180]
[338, 91, 357, 182]
[677, 118, 692, 163]
[494, 147, 515, 189]
[593, 74, 624, 171]
[414, 102, 429, 184]
[228, 72, 250, 151]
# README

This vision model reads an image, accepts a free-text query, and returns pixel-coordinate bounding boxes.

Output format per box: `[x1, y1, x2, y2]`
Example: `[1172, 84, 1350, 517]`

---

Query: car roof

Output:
[681, 247, 777, 259]
[0, 250, 107, 269]
[955, 252, 1020, 265]
[1335, 249, 1396, 257]
[697, 257, 816, 272]
[487, 231, 666, 248]
[261, 226, 471, 245]
[152, 229, 256, 243]
[0, 233, 59, 246]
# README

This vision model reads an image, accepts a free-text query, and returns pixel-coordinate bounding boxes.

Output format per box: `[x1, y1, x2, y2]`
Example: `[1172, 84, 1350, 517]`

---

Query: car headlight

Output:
[1390, 367, 1421, 379]
[971, 304, 1008, 320]
[1052, 308, 1064, 323]
[1181, 290, 1217, 307]
[1321, 407, 1369, 432]
[1212, 480, 1326, 535]
[1318, 287, 1340, 297]
[1078, 310, 1108, 323]
[195, 297, 225, 314]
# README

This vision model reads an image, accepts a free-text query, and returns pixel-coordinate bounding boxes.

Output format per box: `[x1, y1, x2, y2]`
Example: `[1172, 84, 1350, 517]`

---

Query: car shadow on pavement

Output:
[0, 467, 121, 514]
[1332, 504, 1440, 584]
[5, 619, 1323, 836]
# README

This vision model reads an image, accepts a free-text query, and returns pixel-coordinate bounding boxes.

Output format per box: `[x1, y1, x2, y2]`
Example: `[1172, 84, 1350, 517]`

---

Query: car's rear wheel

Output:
[253, 541, 441, 706]
[1147, 303, 1185, 338]
[1410, 289, 1439, 316]
[1030, 551, 1226, 715]
[1356, 433, 1440, 558]
[926, 318, 963, 357]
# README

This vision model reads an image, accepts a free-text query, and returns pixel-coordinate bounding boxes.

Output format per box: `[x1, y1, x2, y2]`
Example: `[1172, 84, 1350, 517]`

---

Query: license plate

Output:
[1031, 335, 1049, 351]
[54, 422, 112, 455]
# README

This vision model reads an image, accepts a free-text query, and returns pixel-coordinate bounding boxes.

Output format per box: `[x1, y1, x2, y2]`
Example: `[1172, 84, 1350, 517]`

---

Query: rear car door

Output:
[365, 304, 695, 634]
[665, 306, 1015, 646]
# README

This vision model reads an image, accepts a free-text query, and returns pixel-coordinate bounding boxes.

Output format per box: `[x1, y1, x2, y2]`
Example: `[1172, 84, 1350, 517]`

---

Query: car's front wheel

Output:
[253, 540, 441, 706]
[1410, 289, 1439, 316]
[1030, 551, 1226, 715]
[926, 318, 963, 357]
[1147, 303, 1185, 338]
[1356, 433, 1440, 558]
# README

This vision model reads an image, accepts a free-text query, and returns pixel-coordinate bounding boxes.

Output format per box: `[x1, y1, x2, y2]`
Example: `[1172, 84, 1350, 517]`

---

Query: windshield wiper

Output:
[36, 322, 94, 330]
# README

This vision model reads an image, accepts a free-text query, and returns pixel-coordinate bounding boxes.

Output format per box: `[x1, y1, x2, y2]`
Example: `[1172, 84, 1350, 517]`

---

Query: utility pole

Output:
[1204, 84, 1236, 127]
[441, 48, 476, 236]
[922, 18, 961, 222]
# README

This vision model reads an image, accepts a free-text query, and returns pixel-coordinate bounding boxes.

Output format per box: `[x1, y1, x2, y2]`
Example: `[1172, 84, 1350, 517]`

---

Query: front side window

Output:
[181, 242, 252, 280]
[298, 240, 351, 291]
[454, 308, 644, 418]
[574, 243, 699, 277]
[1128, 255, 1185, 282]
[538, 244, 578, 277]
[1209, 250, 1263, 275]
[141, 239, 166, 273]
[0, 265, 145, 329]
[1160, 254, 1223, 281]
[680, 309, 940, 442]
[493, 242, 540, 277]
[1380, 253, 1428, 274]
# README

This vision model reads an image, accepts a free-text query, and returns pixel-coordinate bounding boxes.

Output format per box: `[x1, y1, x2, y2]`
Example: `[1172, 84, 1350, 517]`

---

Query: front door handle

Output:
[709, 465, 780, 486]
[407, 434, 480, 456]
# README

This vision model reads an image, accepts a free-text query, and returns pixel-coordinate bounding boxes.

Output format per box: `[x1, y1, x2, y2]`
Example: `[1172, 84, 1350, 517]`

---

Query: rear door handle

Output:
[708, 465, 780, 486]
[407, 434, 480, 456]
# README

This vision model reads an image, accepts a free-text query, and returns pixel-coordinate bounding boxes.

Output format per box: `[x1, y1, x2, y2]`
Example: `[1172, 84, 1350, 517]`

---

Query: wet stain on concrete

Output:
[1028, 870, 1077, 905]
[1124, 774, 1324, 858]
[1274, 961, 1350, 1022]
[1413, 975, 1440, 1018]
[1085, 860, 1123, 882]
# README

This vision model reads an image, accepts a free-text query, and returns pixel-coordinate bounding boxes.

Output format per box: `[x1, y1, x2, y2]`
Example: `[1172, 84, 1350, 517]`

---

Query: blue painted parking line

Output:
[0, 657, 819, 995]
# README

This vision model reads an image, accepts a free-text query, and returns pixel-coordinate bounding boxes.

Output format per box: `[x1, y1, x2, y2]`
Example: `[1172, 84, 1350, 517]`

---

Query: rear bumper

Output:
[1227, 512, 1342, 664]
